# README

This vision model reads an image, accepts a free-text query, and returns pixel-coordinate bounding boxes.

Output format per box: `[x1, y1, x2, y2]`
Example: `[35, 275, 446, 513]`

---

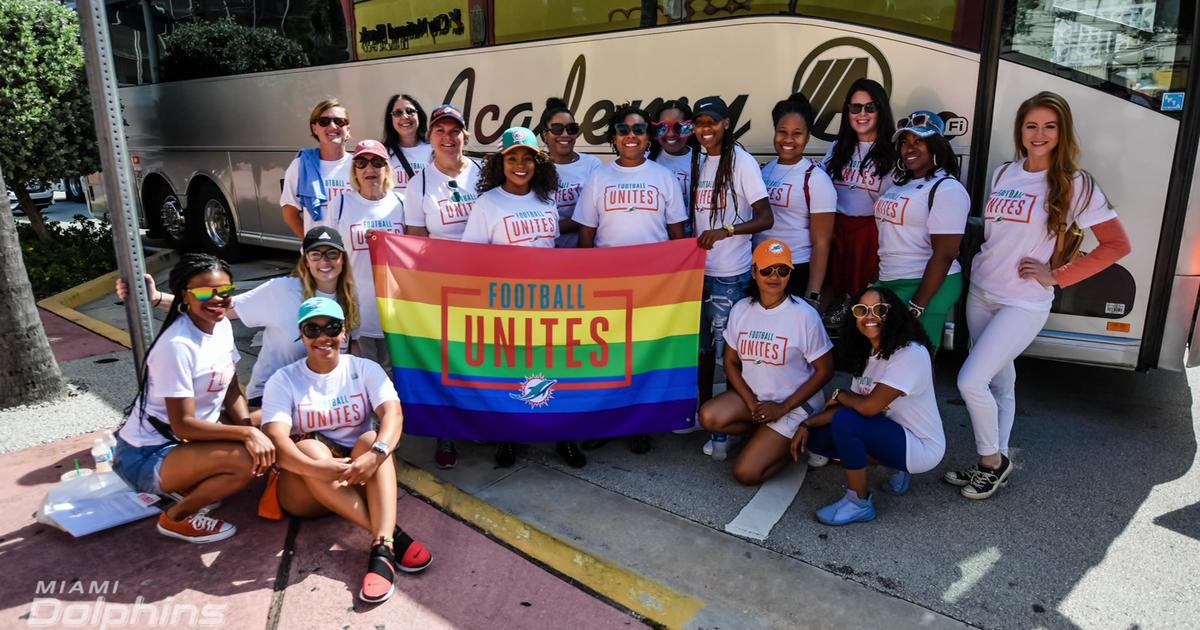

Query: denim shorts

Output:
[113, 434, 176, 495]
[700, 271, 752, 356]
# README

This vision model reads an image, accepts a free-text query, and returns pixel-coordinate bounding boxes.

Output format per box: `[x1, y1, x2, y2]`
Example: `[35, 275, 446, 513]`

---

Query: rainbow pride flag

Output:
[369, 233, 703, 441]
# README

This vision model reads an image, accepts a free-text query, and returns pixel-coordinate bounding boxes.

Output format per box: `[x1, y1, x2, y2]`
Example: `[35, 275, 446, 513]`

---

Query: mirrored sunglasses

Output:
[851, 303, 891, 318]
[187, 284, 236, 301]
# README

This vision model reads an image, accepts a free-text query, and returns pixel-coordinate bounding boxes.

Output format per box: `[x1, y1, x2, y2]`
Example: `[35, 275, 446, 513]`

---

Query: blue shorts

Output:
[113, 434, 176, 495]
[700, 272, 752, 356]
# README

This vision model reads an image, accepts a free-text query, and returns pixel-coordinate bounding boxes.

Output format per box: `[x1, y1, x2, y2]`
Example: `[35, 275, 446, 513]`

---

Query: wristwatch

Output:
[370, 440, 391, 457]
[908, 300, 926, 318]
[830, 388, 842, 404]
[723, 223, 736, 236]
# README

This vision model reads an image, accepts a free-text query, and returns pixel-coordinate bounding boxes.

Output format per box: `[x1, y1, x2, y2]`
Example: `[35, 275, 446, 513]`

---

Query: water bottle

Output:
[103, 431, 117, 459]
[91, 438, 113, 473]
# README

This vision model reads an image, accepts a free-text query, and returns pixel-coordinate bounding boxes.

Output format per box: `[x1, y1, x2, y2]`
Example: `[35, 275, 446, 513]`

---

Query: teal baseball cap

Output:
[500, 126, 540, 154]
[297, 297, 344, 325]
[893, 110, 946, 142]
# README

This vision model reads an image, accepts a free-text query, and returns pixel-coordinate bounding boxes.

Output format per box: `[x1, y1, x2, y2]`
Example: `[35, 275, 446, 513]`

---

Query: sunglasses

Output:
[305, 249, 343, 262]
[546, 122, 580, 136]
[847, 102, 878, 115]
[897, 113, 933, 131]
[187, 284, 236, 301]
[353, 156, 388, 169]
[653, 120, 694, 138]
[851, 303, 891, 318]
[316, 116, 349, 128]
[613, 122, 649, 136]
[447, 179, 464, 203]
[390, 107, 419, 118]
[300, 320, 344, 340]
[758, 265, 792, 278]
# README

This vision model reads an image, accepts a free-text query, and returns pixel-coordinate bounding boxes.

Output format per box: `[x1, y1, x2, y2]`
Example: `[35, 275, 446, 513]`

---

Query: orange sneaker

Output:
[156, 512, 237, 543]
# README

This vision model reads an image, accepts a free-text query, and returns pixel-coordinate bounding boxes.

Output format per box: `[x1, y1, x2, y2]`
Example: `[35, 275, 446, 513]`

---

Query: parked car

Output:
[7, 181, 54, 213]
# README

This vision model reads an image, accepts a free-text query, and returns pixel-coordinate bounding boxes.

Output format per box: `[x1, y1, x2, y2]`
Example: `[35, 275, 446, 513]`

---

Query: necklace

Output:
[766, 159, 802, 186]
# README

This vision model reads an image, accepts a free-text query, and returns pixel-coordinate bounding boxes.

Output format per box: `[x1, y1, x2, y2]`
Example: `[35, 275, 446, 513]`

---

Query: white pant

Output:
[957, 291, 1049, 457]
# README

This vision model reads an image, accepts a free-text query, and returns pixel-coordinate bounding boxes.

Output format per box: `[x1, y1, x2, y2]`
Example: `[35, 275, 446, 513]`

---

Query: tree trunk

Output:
[0, 167, 67, 408]
[14, 187, 52, 242]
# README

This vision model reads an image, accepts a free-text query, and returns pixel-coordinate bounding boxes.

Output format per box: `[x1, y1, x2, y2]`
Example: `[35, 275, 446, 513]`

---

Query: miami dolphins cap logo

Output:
[512, 129, 527, 142]
[768, 242, 785, 254]
[510, 374, 556, 408]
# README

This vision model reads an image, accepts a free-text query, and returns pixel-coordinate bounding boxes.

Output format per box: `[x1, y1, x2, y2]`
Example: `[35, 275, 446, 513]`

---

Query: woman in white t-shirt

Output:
[949, 92, 1130, 500]
[380, 94, 432, 202]
[790, 287, 944, 526]
[574, 103, 688, 454]
[403, 104, 481, 241]
[261, 298, 431, 604]
[537, 97, 601, 248]
[281, 98, 354, 237]
[117, 226, 361, 420]
[874, 110, 969, 352]
[821, 79, 897, 324]
[114, 254, 275, 544]
[650, 98, 698, 230]
[700, 240, 834, 473]
[754, 93, 836, 306]
[689, 95, 774, 453]
[332, 139, 404, 371]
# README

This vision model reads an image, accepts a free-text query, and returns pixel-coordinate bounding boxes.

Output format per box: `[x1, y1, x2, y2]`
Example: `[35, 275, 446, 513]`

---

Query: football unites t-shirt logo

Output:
[985, 188, 1037, 224]
[297, 393, 369, 433]
[324, 178, 350, 204]
[394, 161, 427, 190]
[502, 208, 558, 243]
[555, 183, 582, 210]
[837, 160, 881, 192]
[206, 349, 237, 393]
[694, 179, 725, 210]
[765, 178, 794, 209]
[874, 190, 911, 225]
[736, 330, 787, 366]
[602, 183, 661, 213]
[438, 191, 476, 225]
[350, 219, 403, 250]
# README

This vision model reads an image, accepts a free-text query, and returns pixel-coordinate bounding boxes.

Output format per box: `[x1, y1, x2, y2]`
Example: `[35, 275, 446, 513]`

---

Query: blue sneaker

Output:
[886, 469, 911, 496]
[815, 490, 877, 526]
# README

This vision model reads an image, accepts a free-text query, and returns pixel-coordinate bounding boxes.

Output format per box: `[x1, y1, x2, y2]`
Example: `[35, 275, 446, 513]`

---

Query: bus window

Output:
[354, 0, 474, 60]
[492, 0, 660, 44]
[1002, 0, 1193, 114]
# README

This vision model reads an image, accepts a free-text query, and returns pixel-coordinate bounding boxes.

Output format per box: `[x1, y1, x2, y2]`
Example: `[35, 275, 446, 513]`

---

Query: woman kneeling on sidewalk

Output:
[115, 254, 275, 544]
[260, 297, 431, 604]
[790, 287, 945, 526]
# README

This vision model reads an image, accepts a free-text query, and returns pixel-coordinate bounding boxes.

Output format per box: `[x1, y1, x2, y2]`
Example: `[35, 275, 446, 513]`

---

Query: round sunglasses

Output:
[653, 120, 694, 138]
[851, 303, 891, 318]
[757, 265, 792, 278]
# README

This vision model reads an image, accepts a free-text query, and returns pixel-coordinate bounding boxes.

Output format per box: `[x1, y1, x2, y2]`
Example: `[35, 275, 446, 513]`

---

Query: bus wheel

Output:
[65, 176, 86, 203]
[143, 183, 187, 249]
[190, 185, 243, 261]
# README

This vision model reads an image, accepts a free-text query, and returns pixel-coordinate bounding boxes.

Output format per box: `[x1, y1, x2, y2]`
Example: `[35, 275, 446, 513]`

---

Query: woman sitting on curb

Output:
[790, 286, 945, 526]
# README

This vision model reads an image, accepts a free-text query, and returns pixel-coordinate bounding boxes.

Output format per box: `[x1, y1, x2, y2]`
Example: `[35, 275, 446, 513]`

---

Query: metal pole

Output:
[78, 0, 155, 373]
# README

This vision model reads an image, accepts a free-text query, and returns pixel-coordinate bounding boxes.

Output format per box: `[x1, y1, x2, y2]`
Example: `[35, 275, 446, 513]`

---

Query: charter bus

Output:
[105, 0, 1200, 372]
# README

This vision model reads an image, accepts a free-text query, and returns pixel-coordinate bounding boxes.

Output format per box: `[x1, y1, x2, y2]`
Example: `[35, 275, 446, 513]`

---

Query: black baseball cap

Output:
[302, 226, 346, 252]
[694, 96, 729, 121]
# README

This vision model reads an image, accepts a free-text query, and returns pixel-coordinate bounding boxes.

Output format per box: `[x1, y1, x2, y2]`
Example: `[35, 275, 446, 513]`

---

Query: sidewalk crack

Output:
[264, 518, 300, 630]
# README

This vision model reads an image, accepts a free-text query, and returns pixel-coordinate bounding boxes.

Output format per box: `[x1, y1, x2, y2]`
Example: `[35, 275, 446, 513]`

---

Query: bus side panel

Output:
[1167, 150, 1200, 369]
[985, 61, 1178, 369]
[249, 152, 303, 250]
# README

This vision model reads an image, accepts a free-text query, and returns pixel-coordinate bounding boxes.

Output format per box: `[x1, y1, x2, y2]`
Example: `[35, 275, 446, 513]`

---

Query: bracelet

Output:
[907, 300, 925, 318]
[830, 388, 841, 404]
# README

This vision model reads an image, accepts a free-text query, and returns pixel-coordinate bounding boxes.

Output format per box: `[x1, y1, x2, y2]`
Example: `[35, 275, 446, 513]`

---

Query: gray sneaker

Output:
[943, 465, 981, 487]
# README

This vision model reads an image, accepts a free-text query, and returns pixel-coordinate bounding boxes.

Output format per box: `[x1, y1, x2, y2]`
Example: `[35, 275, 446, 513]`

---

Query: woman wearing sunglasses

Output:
[537, 97, 601, 248]
[822, 79, 897, 326]
[573, 103, 688, 454]
[689, 95, 774, 455]
[873, 110, 968, 352]
[754, 93, 837, 307]
[114, 254, 274, 543]
[789, 287, 944, 526]
[282, 98, 353, 237]
[380, 94, 432, 200]
[261, 297, 431, 604]
[699, 240, 833, 470]
[118, 226, 360, 423]
[332, 139, 404, 371]
[650, 99, 698, 218]
[951, 92, 1129, 500]
[404, 104, 482, 241]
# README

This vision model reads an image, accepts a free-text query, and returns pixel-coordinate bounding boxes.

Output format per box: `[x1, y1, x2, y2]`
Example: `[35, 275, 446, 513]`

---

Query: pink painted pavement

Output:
[39, 308, 126, 362]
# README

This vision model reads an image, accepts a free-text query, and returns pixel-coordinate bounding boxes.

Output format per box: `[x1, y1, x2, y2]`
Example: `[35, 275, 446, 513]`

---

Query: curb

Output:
[37, 250, 178, 348]
[395, 461, 705, 629]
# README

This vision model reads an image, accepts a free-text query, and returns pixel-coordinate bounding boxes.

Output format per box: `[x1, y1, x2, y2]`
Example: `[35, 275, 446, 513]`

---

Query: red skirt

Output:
[830, 214, 879, 296]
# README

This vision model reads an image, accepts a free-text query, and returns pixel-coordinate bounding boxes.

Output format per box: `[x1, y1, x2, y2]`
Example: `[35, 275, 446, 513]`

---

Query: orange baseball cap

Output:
[752, 239, 793, 269]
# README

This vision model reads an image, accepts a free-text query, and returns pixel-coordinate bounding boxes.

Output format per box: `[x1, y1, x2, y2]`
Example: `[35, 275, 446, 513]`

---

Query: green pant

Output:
[874, 272, 962, 352]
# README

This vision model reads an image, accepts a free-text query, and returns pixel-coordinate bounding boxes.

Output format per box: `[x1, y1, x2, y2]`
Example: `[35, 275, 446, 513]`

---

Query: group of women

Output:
[111, 82, 1131, 598]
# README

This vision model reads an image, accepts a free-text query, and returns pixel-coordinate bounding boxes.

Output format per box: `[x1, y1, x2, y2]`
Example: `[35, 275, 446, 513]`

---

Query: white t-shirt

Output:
[754, 158, 837, 264]
[261, 355, 399, 448]
[849, 342, 945, 474]
[235, 277, 340, 399]
[655, 148, 693, 209]
[572, 160, 688, 248]
[723, 297, 832, 409]
[694, 145, 770, 276]
[973, 160, 1118, 309]
[822, 141, 890, 217]
[333, 191, 405, 338]
[403, 160, 482, 240]
[874, 170, 970, 281]
[280, 153, 353, 233]
[553, 153, 602, 248]
[118, 317, 239, 447]
[389, 144, 433, 200]
[462, 187, 559, 247]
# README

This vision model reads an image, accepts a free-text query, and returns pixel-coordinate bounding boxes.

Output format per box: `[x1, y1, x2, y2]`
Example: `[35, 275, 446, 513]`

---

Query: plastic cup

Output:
[60, 468, 95, 482]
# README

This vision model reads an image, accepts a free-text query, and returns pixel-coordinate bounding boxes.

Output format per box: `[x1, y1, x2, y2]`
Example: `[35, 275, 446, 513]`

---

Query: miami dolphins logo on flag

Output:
[510, 375, 556, 408]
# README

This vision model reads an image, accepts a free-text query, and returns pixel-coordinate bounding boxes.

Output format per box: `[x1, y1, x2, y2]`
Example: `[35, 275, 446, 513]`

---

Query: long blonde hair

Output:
[295, 253, 361, 334]
[1012, 91, 1108, 235]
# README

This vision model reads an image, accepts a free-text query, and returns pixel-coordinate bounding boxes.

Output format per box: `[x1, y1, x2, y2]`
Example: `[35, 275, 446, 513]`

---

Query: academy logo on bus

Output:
[792, 37, 893, 142]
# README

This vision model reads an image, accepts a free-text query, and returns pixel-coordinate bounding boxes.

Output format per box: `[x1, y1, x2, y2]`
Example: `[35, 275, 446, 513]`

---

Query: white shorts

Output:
[765, 393, 824, 439]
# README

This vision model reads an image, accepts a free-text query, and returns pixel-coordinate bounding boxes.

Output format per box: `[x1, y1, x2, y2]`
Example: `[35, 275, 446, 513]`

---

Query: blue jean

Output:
[113, 433, 176, 495]
[805, 407, 908, 471]
[700, 271, 752, 358]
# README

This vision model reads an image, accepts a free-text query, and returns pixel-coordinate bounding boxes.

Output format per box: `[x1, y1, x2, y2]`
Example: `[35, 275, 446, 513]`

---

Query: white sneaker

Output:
[807, 453, 830, 468]
[711, 438, 730, 462]
[673, 413, 703, 434]
[702, 437, 715, 456]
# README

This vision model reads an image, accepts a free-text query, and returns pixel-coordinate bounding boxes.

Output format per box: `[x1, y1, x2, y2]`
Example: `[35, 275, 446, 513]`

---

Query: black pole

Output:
[966, 0, 1007, 215]
[641, 0, 657, 27]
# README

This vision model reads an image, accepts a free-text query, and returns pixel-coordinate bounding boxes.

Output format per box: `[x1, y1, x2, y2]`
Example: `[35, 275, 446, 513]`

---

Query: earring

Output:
[933, 154, 942, 168]
[895, 158, 908, 174]
[177, 302, 189, 314]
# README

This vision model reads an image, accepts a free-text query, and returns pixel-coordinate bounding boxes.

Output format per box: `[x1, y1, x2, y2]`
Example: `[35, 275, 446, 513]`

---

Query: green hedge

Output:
[19, 217, 116, 299]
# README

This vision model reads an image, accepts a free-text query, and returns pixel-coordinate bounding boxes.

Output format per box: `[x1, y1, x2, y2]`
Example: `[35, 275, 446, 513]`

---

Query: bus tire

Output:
[65, 176, 86, 203]
[189, 184, 244, 261]
[142, 180, 188, 250]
